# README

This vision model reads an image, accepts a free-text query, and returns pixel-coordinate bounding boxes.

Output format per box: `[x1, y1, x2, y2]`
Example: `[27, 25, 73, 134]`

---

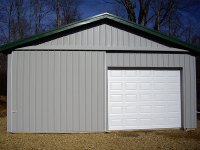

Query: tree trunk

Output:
[124, 0, 136, 22]
[56, 0, 61, 27]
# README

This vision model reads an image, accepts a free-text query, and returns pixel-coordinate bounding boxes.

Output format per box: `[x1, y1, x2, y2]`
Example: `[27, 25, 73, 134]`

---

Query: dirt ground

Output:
[1, 98, 200, 150]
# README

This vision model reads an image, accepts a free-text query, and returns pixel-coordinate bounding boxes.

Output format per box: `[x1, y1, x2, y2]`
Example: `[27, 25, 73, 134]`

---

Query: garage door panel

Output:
[154, 82, 166, 90]
[125, 119, 138, 126]
[110, 106, 123, 114]
[125, 106, 138, 113]
[110, 82, 123, 90]
[110, 70, 122, 77]
[153, 105, 166, 113]
[167, 118, 180, 125]
[125, 94, 137, 102]
[139, 70, 153, 76]
[167, 104, 180, 112]
[125, 82, 137, 90]
[110, 94, 123, 102]
[165, 83, 179, 90]
[108, 70, 181, 130]
[125, 70, 137, 76]
[110, 119, 123, 127]
[139, 105, 152, 113]
[139, 94, 152, 101]
[139, 83, 153, 90]
[139, 118, 152, 126]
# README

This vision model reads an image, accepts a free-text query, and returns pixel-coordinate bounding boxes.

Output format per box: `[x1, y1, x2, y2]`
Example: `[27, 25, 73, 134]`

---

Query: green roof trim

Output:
[0, 13, 200, 53]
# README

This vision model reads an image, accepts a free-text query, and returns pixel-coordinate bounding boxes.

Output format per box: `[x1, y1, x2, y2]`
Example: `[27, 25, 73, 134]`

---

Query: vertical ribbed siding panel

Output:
[93, 26, 100, 47]
[146, 54, 153, 67]
[106, 53, 112, 66]
[66, 52, 73, 131]
[174, 54, 180, 66]
[106, 53, 196, 129]
[54, 51, 61, 132]
[111, 27, 117, 47]
[140, 53, 146, 67]
[192, 56, 197, 128]
[79, 52, 86, 131]
[7, 54, 11, 132]
[36, 52, 42, 132]
[169, 54, 174, 67]
[135, 53, 140, 66]
[117, 28, 123, 47]
[81, 30, 87, 47]
[29, 52, 36, 132]
[124, 53, 130, 67]
[41, 51, 48, 131]
[10, 51, 105, 132]
[16, 52, 24, 132]
[111, 53, 118, 66]
[129, 53, 135, 66]
[152, 54, 158, 67]
[69, 33, 75, 46]
[179, 54, 185, 127]
[189, 56, 197, 128]
[85, 52, 92, 131]
[48, 51, 55, 131]
[23, 52, 30, 132]
[91, 52, 98, 131]
[76, 32, 81, 46]
[157, 54, 164, 67]
[117, 54, 124, 67]
[88, 28, 93, 47]
[97, 52, 105, 131]
[60, 51, 67, 132]
[72, 52, 79, 131]
[184, 55, 191, 128]
[30, 24, 186, 52]
[12, 52, 18, 132]
[100, 25, 105, 46]
[106, 25, 111, 47]
[123, 31, 129, 47]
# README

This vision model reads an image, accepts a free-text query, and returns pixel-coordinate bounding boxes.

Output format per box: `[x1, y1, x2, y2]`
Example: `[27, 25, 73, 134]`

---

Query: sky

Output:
[1, 0, 200, 45]
[79, 0, 112, 18]
[78, 0, 200, 35]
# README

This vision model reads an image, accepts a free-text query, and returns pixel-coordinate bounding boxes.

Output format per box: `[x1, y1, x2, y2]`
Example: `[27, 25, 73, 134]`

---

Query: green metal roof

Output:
[0, 13, 200, 54]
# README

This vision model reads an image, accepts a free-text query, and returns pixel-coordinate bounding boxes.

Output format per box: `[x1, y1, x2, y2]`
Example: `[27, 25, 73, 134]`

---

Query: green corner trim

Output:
[0, 13, 200, 53]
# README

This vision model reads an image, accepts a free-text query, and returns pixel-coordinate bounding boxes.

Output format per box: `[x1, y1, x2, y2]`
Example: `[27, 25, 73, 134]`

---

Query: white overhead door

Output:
[108, 70, 181, 130]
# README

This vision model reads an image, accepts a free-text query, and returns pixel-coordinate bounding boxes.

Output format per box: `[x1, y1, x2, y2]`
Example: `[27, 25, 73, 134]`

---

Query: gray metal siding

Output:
[7, 54, 12, 132]
[106, 53, 197, 128]
[7, 51, 197, 132]
[17, 24, 187, 52]
[9, 51, 105, 132]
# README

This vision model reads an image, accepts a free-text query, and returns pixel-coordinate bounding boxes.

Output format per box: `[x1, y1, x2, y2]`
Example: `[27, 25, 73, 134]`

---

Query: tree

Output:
[51, 0, 80, 27]
[104, 0, 152, 25]
[30, 0, 52, 33]
[61, 0, 80, 24]
[105, 0, 136, 22]
[56, 0, 62, 27]
[138, 0, 152, 26]
[0, 0, 15, 43]
[151, 0, 177, 31]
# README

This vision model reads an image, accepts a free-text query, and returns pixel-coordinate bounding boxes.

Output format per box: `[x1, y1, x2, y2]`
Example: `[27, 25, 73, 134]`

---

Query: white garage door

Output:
[108, 70, 181, 130]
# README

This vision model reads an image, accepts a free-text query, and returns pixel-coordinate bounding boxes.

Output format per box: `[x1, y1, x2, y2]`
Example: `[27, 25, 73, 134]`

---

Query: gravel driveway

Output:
[0, 116, 200, 150]
[0, 99, 200, 150]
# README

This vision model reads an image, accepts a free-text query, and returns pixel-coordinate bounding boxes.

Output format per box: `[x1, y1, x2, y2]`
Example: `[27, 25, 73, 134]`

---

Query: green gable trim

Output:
[0, 13, 200, 53]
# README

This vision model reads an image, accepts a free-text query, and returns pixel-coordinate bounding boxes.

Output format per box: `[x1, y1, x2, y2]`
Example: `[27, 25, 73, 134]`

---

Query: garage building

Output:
[0, 13, 199, 133]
